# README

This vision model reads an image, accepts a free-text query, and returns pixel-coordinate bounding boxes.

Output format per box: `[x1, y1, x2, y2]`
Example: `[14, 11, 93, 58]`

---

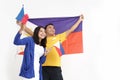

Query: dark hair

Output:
[32, 26, 46, 48]
[45, 23, 54, 30]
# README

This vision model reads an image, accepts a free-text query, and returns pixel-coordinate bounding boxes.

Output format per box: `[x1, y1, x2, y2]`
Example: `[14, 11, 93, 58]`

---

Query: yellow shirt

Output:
[42, 32, 66, 66]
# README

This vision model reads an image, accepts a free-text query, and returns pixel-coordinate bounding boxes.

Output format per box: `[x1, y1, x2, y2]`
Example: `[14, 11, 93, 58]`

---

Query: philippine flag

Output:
[16, 7, 29, 24]
[28, 16, 83, 55]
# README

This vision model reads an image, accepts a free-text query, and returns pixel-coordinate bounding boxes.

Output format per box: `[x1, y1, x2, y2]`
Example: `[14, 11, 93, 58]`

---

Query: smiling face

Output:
[38, 27, 46, 39]
[33, 26, 46, 45]
[45, 24, 55, 37]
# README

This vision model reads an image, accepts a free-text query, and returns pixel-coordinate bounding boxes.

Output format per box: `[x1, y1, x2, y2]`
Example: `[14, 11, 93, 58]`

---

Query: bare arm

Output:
[66, 14, 84, 37]
[24, 27, 33, 36]
[16, 21, 33, 36]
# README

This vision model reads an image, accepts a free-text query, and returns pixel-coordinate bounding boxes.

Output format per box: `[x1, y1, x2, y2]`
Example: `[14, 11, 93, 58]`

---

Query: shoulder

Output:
[27, 37, 33, 39]
[57, 31, 66, 37]
[25, 37, 34, 42]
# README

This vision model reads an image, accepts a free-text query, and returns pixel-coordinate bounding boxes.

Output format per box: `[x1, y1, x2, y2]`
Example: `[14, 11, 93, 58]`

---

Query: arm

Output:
[39, 47, 53, 64]
[16, 21, 33, 36]
[66, 14, 84, 37]
[39, 55, 46, 64]
[24, 27, 33, 36]
[14, 22, 29, 45]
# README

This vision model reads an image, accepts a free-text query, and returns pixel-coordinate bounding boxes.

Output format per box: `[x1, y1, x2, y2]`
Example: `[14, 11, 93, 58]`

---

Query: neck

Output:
[47, 34, 55, 37]
[39, 39, 41, 42]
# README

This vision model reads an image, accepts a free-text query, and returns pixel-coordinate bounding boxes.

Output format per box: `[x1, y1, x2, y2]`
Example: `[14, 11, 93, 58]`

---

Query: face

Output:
[38, 28, 46, 39]
[46, 25, 55, 36]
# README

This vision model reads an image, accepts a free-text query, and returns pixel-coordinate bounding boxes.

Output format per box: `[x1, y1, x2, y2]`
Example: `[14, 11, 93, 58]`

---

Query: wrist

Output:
[19, 29, 24, 34]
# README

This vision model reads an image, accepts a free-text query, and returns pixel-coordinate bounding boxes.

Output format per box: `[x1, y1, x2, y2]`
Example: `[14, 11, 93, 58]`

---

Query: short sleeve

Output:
[58, 32, 66, 43]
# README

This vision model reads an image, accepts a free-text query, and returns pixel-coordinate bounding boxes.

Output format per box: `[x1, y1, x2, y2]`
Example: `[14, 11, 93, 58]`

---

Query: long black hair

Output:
[32, 26, 47, 48]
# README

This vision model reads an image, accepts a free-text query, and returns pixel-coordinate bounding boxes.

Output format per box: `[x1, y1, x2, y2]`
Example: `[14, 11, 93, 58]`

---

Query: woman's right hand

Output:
[16, 20, 22, 26]
[17, 21, 26, 33]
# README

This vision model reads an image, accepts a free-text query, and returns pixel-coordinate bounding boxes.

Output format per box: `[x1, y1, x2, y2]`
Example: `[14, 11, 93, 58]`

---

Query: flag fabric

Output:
[16, 7, 29, 24]
[21, 14, 29, 24]
[17, 46, 25, 55]
[53, 41, 65, 56]
[16, 7, 24, 21]
[28, 16, 83, 55]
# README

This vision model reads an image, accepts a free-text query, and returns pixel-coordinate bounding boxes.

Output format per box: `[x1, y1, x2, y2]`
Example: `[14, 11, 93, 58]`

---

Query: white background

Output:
[0, 0, 120, 80]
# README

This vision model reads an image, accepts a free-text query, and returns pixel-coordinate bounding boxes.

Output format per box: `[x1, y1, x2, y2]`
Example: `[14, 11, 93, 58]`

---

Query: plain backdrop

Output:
[0, 0, 120, 80]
